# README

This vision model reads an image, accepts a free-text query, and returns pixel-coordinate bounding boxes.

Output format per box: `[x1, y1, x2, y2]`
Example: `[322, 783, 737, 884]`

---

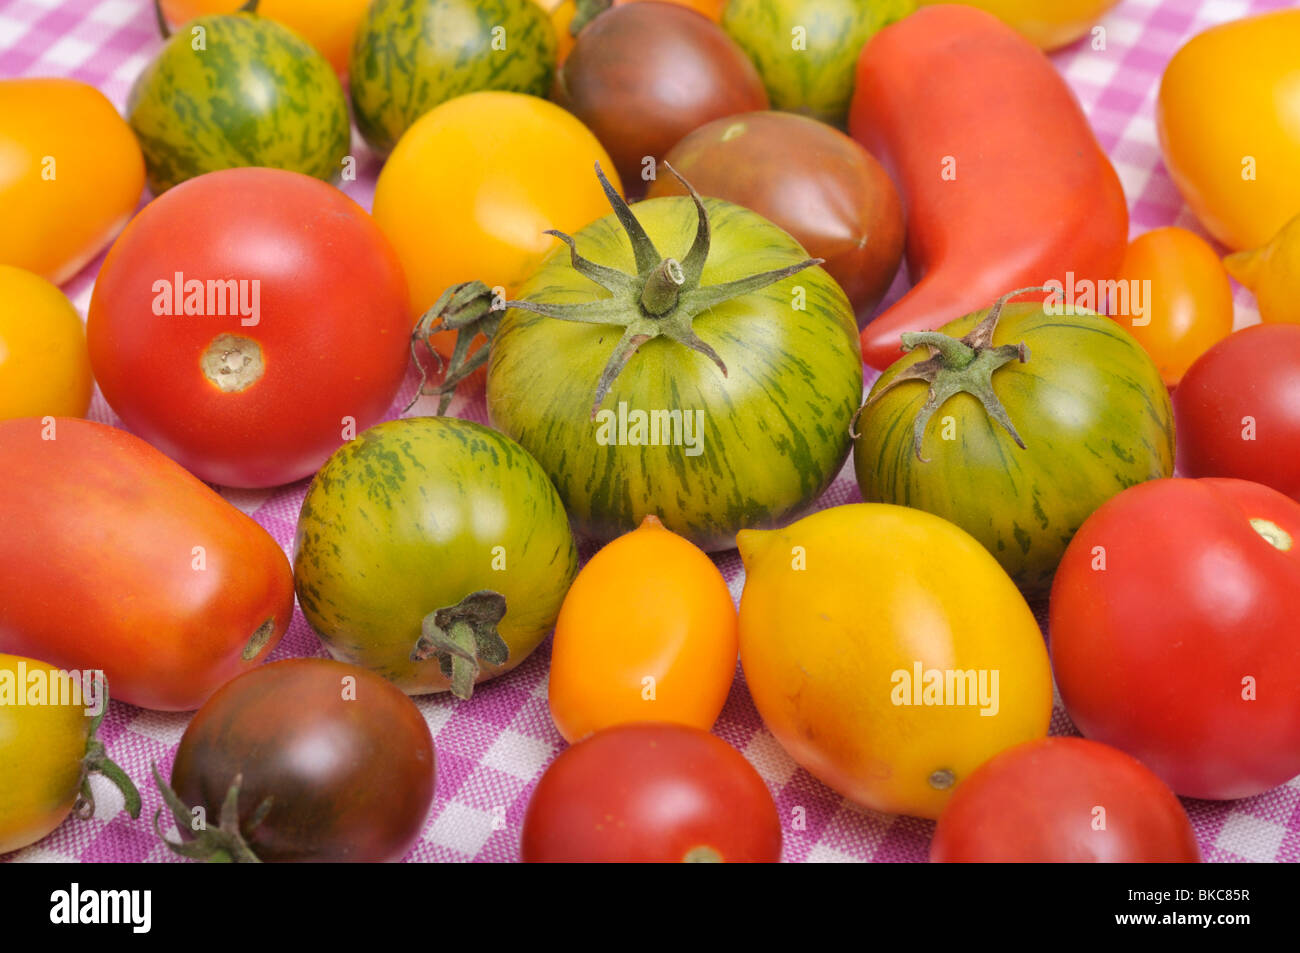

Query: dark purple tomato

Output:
[161, 658, 435, 862]
[555, 2, 768, 196]
[648, 110, 905, 323]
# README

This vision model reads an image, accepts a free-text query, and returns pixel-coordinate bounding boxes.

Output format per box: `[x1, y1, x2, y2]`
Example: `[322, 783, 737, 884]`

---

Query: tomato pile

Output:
[2, 0, 1298, 865]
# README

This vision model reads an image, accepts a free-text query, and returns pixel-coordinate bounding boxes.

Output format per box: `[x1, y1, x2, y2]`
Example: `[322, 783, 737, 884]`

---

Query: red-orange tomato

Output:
[1110, 226, 1235, 387]
[548, 515, 738, 742]
[0, 418, 295, 711]
[87, 168, 411, 488]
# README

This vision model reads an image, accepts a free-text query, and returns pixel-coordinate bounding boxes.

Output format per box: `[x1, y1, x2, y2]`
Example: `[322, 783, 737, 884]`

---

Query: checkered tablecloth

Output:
[2, 0, 1297, 864]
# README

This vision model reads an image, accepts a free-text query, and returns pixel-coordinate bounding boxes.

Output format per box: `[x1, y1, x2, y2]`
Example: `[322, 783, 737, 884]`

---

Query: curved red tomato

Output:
[0, 417, 294, 711]
[521, 723, 781, 862]
[87, 168, 411, 488]
[931, 737, 1200, 863]
[1173, 324, 1300, 502]
[1051, 477, 1300, 800]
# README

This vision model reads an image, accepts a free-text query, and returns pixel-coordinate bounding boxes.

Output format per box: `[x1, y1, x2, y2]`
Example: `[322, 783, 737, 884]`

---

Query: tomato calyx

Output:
[683, 845, 724, 862]
[571, 0, 613, 35]
[72, 677, 142, 822]
[1249, 517, 1294, 552]
[412, 163, 823, 419]
[152, 764, 269, 863]
[151, 0, 259, 39]
[409, 590, 510, 701]
[851, 287, 1038, 462]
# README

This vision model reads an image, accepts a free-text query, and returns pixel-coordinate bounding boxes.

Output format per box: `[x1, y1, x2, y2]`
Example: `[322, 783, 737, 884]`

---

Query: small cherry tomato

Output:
[1173, 325, 1300, 501]
[548, 515, 737, 742]
[931, 737, 1201, 863]
[521, 722, 781, 862]
[0, 266, 92, 420]
[1109, 226, 1234, 387]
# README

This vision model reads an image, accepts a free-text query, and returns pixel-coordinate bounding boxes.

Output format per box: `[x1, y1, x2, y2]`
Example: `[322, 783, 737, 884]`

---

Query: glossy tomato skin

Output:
[170, 659, 436, 862]
[0, 78, 144, 285]
[0, 266, 92, 420]
[931, 738, 1200, 863]
[647, 111, 904, 323]
[521, 723, 780, 862]
[0, 418, 294, 711]
[548, 516, 737, 742]
[738, 504, 1053, 819]
[1110, 227, 1234, 387]
[556, 2, 768, 196]
[1051, 478, 1300, 800]
[87, 168, 411, 488]
[1173, 325, 1300, 501]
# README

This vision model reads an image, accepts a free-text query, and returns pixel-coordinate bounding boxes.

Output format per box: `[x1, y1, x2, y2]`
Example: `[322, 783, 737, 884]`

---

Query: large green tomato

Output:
[293, 417, 578, 700]
[853, 295, 1175, 594]
[722, 0, 915, 126]
[127, 12, 350, 193]
[350, 0, 556, 156]
[448, 167, 863, 553]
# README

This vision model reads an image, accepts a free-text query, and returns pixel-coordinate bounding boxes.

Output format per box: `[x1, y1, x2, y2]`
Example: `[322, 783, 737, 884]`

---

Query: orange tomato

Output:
[0, 266, 93, 420]
[0, 79, 144, 285]
[1110, 227, 1234, 388]
[372, 91, 618, 361]
[160, 0, 370, 73]
[548, 515, 738, 742]
[738, 504, 1052, 819]
[919, 0, 1119, 50]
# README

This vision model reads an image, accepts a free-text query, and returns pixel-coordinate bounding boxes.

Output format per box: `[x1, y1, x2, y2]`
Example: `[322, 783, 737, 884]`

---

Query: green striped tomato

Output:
[293, 417, 578, 700]
[126, 12, 350, 194]
[853, 301, 1175, 594]
[482, 187, 864, 552]
[722, 0, 915, 126]
[350, 0, 556, 156]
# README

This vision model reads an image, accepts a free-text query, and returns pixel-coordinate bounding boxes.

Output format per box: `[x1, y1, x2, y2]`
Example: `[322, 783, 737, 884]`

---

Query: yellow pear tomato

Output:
[1225, 211, 1300, 327]
[918, 0, 1119, 49]
[1158, 9, 1300, 252]
[548, 515, 738, 742]
[160, 0, 370, 73]
[0, 79, 144, 285]
[737, 504, 1052, 819]
[0, 266, 93, 420]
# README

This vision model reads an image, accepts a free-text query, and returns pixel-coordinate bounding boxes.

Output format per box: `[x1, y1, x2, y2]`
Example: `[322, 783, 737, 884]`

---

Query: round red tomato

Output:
[931, 737, 1200, 863]
[1173, 324, 1300, 501]
[555, 2, 768, 197]
[521, 723, 781, 862]
[1051, 477, 1300, 800]
[87, 168, 411, 488]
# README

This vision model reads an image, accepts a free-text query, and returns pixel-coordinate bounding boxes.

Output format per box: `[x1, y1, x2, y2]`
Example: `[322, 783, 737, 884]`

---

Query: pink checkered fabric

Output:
[2, 0, 1297, 864]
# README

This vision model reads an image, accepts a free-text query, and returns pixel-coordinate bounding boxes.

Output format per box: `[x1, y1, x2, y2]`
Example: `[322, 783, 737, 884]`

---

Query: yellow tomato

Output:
[737, 504, 1052, 819]
[372, 91, 619, 358]
[1158, 10, 1300, 252]
[0, 266, 93, 420]
[1111, 227, 1235, 388]
[918, 0, 1118, 49]
[1225, 211, 1300, 327]
[160, 0, 370, 73]
[0, 79, 144, 286]
[0, 655, 138, 854]
[548, 516, 738, 742]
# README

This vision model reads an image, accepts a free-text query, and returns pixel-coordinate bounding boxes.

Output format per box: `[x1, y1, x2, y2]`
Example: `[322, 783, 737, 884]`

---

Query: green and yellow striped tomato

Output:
[1, 655, 139, 854]
[350, 0, 557, 156]
[853, 301, 1175, 595]
[722, 0, 915, 126]
[127, 11, 350, 193]
[293, 418, 578, 700]
[483, 186, 863, 552]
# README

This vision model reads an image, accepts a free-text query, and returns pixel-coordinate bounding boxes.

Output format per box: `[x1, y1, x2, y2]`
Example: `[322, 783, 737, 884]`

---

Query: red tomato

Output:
[521, 723, 781, 862]
[0, 417, 294, 711]
[1173, 324, 1300, 501]
[1051, 477, 1300, 800]
[87, 168, 411, 488]
[931, 738, 1201, 863]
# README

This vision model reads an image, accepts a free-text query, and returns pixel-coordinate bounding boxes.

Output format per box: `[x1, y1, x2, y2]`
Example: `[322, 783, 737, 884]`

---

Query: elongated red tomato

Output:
[0, 417, 295, 711]
[87, 168, 411, 488]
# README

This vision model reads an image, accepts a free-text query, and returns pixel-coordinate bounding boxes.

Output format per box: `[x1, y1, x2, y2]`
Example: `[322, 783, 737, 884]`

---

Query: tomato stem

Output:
[73, 676, 141, 822]
[152, 765, 268, 863]
[572, 0, 613, 35]
[410, 590, 510, 701]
